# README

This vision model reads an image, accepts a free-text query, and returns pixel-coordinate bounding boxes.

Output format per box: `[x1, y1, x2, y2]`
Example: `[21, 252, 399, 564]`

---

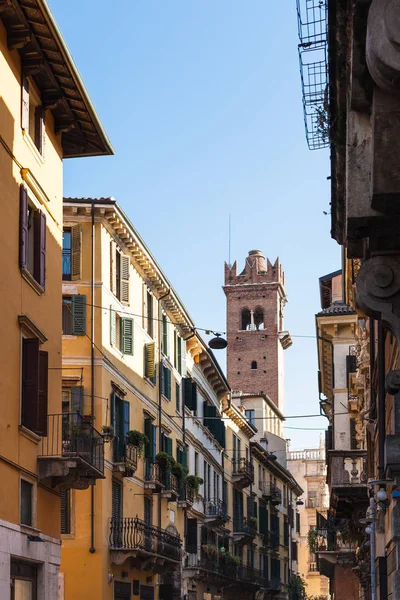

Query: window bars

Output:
[296, 0, 329, 150]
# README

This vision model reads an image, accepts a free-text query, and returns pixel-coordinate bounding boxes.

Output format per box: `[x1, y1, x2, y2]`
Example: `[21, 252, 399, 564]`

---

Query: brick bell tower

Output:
[223, 250, 292, 411]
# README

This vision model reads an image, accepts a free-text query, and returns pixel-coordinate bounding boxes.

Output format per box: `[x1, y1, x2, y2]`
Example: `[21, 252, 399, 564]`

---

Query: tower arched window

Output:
[254, 309, 264, 330]
[251, 361, 257, 370]
[241, 309, 251, 331]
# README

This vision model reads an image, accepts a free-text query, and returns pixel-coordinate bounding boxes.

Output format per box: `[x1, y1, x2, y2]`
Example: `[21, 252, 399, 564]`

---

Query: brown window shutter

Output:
[34, 210, 46, 289]
[37, 351, 48, 436]
[22, 338, 40, 431]
[21, 74, 29, 131]
[120, 255, 130, 304]
[19, 185, 28, 269]
[34, 106, 45, 155]
[71, 224, 82, 280]
[145, 342, 155, 378]
[110, 240, 117, 294]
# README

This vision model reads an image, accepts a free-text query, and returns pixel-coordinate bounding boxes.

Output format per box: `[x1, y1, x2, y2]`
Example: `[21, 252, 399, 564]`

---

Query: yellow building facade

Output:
[0, 1, 112, 599]
[60, 198, 303, 600]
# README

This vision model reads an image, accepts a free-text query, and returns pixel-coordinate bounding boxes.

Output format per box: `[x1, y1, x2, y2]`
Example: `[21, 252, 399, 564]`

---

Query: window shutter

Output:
[181, 448, 188, 469]
[186, 518, 198, 554]
[34, 105, 45, 156]
[19, 185, 28, 269]
[21, 74, 29, 131]
[166, 436, 173, 456]
[120, 255, 130, 304]
[151, 424, 157, 459]
[61, 489, 71, 535]
[110, 240, 117, 294]
[21, 338, 40, 432]
[166, 368, 171, 400]
[110, 305, 116, 345]
[259, 505, 267, 536]
[145, 343, 155, 378]
[181, 338, 187, 377]
[71, 386, 83, 415]
[120, 318, 133, 355]
[183, 377, 197, 411]
[34, 210, 46, 289]
[175, 382, 180, 413]
[71, 224, 82, 280]
[177, 336, 182, 374]
[112, 481, 122, 520]
[72, 295, 86, 335]
[37, 350, 48, 436]
[144, 418, 152, 458]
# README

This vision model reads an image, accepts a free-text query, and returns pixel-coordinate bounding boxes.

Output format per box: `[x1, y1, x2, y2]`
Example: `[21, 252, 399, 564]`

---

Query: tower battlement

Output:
[224, 250, 285, 288]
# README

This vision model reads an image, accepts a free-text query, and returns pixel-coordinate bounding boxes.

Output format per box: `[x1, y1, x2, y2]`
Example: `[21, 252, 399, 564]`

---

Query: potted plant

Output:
[249, 516, 258, 530]
[172, 462, 188, 480]
[186, 475, 204, 499]
[307, 529, 319, 554]
[225, 553, 241, 567]
[155, 452, 176, 470]
[126, 430, 149, 458]
[101, 425, 114, 441]
[201, 544, 217, 558]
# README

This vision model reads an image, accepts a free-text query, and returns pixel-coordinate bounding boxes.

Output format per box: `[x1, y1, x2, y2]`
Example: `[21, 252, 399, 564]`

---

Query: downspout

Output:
[378, 321, 386, 479]
[158, 289, 171, 530]
[182, 331, 195, 552]
[89, 201, 96, 553]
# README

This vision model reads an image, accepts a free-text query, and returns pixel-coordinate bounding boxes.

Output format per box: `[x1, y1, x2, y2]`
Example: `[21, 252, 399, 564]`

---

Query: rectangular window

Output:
[11, 559, 37, 600]
[144, 342, 156, 383]
[162, 314, 168, 356]
[62, 229, 72, 280]
[162, 366, 171, 400]
[20, 479, 33, 526]
[245, 409, 255, 426]
[62, 295, 86, 335]
[110, 242, 130, 304]
[112, 393, 130, 463]
[21, 338, 48, 436]
[194, 452, 199, 476]
[22, 74, 45, 156]
[146, 290, 153, 338]
[177, 336, 182, 374]
[175, 382, 180, 413]
[120, 317, 134, 355]
[62, 225, 81, 281]
[19, 187, 46, 289]
[61, 489, 71, 535]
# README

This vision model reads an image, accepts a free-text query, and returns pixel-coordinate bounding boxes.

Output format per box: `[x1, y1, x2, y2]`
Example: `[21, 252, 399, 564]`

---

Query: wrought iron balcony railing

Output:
[233, 517, 257, 538]
[109, 517, 181, 562]
[162, 470, 179, 498]
[204, 498, 229, 521]
[185, 554, 268, 588]
[178, 481, 195, 505]
[113, 443, 138, 475]
[38, 413, 104, 476]
[144, 460, 164, 488]
[261, 482, 282, 505]
[233, 458, 254, 480]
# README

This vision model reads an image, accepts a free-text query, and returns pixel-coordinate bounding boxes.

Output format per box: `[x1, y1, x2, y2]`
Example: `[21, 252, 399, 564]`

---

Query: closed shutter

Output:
[120, 318, 133, 355]
[247, 496, 254, 520]
[145, 418, 156, 459]
[259, 505, 267, 536]
[186, 518, 197, 553]
[175, 383, 180, 412]
[61, 489, 70, 534]
[21, 74, 29, 130]
[21, 338, 40, 432]
[110, 305, 116, 345]
[71, 386, 83, 415]
[120, 255, 130, 304]
[162, 366, 171, 400]
[118, 400, 130, 460]
[181, 338, 186, 376]
[19, 185, 28, 268]
[145, 343, 155, 378]
[204, 403, 217, 436]
[37, 350, 48, 436]
[110, 240, 117, 294]
[144, 496, 152, 526]
[162, 315, 168, 356]
[112, 481, 122, 520]
[165, 436, 173, 456]
[177, 336, 182, 374]
[71, 224, 82, 280]
[183, 377, 197, 412]
[72, 295, 86, 335]
[34, 209, 46, 289]
[181, 448, 188, 468]
[34, 105, 45, 156]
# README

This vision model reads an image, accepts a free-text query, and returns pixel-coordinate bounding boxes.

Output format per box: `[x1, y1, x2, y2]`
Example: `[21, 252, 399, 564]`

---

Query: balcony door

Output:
[112, 393, 130, 462]
[114, 581, 130, 600]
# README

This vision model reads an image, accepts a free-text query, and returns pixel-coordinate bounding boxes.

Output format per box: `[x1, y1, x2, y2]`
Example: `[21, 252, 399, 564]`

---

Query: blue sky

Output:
[51, 1, 339, 448]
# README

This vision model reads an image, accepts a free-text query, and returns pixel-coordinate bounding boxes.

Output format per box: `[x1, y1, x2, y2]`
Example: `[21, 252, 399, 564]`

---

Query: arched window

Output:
[254, 309, 264, 330]
[241, 309, 251, 331]
[251, 361, 257, 370]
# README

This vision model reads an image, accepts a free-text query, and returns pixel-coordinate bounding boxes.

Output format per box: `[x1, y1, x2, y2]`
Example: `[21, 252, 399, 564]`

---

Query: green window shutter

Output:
[177, 336, 182, 374]
[151, 424, 157, 459]
[120, 255, 130, 304]
[144, 418, 152, 458]
[110, 240, 117, 294]
[71, 224, 82, 281]
[166, 436, 173, 456]
[163, 367, 171, 400]
[71, 386, 83, 415]
[186, 518, 198, 554]
[72, 295, 86, 335]
[181, 448, 188, 468]
[167, 368, 171, 400]
[259, 505, 267, 536]
[162, 315, 168, 356]
[175, 383, 180, 412]
[120, 318, 133, 355]
[110, 305, 116, 345]
[254, 501, 258, 519]
[191, 381, 197, 412]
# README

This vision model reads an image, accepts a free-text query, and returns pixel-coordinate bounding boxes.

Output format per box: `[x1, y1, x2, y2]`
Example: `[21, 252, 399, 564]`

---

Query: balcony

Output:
[185, 554, 267, 589]
[161, 470, 179, 501]
[110, 517, 181, 570]
[327, 450, 368, 516]
[232, 458, 254, 489]
[144, 460, 164, 492]
[308, 562, 319, 573]
[204, 498, 229, 525]
[267, 578, 282, 593]
[113, 444, 138, 477]
[233, 517, 257, 543]
[38, 413, 104, 490]
[177, 481, 195, 508]
[261, 483, 282, 506]
[316, 537, 358, 579]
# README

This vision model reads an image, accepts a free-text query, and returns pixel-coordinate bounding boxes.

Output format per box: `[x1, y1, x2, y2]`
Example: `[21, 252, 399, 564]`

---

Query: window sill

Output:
[22, 130, 45, 166]
[62, 335, 77, 340]
[20, 524, 41, 535]
[19, 425, 41, 444]
[21, 268, 44, 296]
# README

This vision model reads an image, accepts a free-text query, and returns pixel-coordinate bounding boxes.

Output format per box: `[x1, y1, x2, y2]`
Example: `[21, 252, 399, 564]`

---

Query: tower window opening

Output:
[241, 309, 251, 331]
[251, 361, 257, 370]
[254, 310, 264, 330]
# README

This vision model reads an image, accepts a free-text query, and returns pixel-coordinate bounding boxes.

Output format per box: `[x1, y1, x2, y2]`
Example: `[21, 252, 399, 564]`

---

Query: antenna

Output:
[228, 213, 231, 267]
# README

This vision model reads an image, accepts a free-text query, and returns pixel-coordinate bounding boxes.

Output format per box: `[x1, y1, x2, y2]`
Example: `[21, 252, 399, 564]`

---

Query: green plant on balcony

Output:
[201, 544, 218, 558]
[224, 553, 241, 566]
[171, 462, 188, 480]
[249, 516, 258, 530]
[307, 529, 319, 554]
[155, 452, 176, 470]
[186, 475, 204, 499]
[289, 575, 308, 600]
[101, 425, 114, 442]
[126, 430, 149, 458]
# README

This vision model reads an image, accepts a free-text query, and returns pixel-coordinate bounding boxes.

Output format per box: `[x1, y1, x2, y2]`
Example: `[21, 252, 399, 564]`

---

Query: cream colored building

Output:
[287, 441, 329, 599]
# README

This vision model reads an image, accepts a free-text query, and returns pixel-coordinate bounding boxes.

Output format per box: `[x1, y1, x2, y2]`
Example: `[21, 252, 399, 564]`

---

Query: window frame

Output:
[20, 476, 36, 528]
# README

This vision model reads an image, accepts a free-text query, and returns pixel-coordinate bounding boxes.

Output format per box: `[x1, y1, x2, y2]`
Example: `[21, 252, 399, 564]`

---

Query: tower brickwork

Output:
[223, 250, 291, 410]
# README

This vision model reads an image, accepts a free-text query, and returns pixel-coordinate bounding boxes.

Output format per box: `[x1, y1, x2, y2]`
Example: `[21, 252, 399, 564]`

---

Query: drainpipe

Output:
[370, 317, 375, 417]
[378, 321, 385, 480]
[370, 497, 377, 600]
[158, 289, 171, 530]
[89, 201, 96, 554]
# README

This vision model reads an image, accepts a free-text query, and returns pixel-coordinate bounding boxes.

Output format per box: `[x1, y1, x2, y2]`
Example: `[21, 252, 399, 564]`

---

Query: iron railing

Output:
[204, 498, 229, 520]
[262, 482, 282, 505]
[113, 444, 138, 474]
[233, 516, 257, 537]
[163, 470, 179, 495]
[309, 562, 319, 572]
[232, 458, 254, 481]
[109, 517, 181, 561]
[186, 554, 268, 587]
[39, 413, 104, 475]
[144, 460, 163, 486]
[179, 481, 195, 504]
